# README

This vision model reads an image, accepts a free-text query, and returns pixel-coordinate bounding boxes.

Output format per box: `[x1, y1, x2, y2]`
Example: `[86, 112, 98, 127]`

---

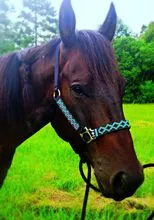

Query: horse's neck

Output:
[0, 47, 56, 148]
[0, 98, 56, 149]
[25, 100, 55, 135]
[14, 81, 56, 147]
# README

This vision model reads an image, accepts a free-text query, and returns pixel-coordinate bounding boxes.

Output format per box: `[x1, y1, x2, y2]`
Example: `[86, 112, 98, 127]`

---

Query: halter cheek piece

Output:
[53, 44, 130, 144]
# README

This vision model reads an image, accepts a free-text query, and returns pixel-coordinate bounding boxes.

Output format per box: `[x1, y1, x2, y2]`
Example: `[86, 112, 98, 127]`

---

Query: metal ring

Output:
[53, 88, 61, 100]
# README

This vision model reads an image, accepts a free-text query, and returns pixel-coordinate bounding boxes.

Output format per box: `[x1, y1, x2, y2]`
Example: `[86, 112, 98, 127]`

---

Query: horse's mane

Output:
[76, 30, 117, 84]
[0, 38, 60, 122]
[0, 53, 21, 122]
[18, 38, 60, 64]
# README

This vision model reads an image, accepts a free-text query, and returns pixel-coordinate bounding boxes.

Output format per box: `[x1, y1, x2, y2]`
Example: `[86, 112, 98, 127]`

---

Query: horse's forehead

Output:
[62, 44, 119, 90]
[67, 48, 85, 64]
[63, 48, 89, 80]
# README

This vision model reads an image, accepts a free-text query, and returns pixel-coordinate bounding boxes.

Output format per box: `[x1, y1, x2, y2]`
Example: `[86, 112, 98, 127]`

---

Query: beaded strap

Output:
[56, 97, 80, 131]
[55, 96, 130, 144]
[94, 120, 130, 138]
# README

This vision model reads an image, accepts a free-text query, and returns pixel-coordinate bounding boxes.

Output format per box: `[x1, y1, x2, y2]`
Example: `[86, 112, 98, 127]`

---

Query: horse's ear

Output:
[99, 3, 117, 41]
[59, 0, 76, 47]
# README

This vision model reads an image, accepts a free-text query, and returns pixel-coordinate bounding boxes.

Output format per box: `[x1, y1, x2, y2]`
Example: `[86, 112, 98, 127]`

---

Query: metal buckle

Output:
[80, 127, 96, 144]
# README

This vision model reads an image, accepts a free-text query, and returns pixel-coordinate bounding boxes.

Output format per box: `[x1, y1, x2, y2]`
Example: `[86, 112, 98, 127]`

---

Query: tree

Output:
[140, 24, 147, 35]
[0, 0, 10, 29]
[115, 18, 132, 38]
[141, 21, 154, 43]
[113, 36, 154, 103]
[13, 17, 35, 48]
[16, 0, 58, 47]
[139, 81, 154, 103]
[139, 41, 154, 81]
[113, 37, 144, 102]
[0, 0, 15, 55]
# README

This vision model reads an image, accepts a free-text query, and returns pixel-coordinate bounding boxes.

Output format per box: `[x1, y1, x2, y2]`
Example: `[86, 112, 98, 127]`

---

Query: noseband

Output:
[53, 43, 130, 144]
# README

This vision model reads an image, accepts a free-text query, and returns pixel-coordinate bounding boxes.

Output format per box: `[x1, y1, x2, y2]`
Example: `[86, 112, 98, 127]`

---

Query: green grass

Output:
[0, 104, 154, 219]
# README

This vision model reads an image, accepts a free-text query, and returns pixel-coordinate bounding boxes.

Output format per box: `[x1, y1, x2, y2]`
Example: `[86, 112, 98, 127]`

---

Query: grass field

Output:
[0, 104, 154, 220]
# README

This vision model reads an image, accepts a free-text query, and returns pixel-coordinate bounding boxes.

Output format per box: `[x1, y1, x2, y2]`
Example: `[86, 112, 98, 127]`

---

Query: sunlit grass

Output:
[0, 104, 153, 219]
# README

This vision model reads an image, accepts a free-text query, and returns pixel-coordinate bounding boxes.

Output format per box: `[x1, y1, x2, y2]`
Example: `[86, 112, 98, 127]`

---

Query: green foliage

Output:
[16, 0, 58, 47]
[13, 20, 35, 48]
[0, 0, 15, 55]
[115, 18, 132, 38]
[0, 0, 58, 52]
[139, 41, 154, 81]
[113, 34, 154, 103]
[141, 22, 154, 43]
[139, 81, 154, 103]
[113, 37, 141, 103]
[0, 39, 15, 55]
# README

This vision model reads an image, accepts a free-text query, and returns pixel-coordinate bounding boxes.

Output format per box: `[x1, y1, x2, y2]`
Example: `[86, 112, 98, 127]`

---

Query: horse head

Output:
[51, 0, 144, 201]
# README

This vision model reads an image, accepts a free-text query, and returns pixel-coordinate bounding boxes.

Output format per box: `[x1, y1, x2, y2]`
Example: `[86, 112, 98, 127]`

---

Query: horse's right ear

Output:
[99, 3, 117, 41]
[59, 0, 76, 47]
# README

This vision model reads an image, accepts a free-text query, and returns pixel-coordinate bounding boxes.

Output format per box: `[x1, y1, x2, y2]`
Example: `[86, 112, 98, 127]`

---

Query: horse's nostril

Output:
[112, 171, 127, 195]
[111, 170, 144, 199]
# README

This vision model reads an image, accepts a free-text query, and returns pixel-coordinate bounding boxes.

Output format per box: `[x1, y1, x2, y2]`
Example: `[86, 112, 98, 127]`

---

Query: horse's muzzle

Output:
[95, 166, 144, 201]
[110, 169, 144, 201]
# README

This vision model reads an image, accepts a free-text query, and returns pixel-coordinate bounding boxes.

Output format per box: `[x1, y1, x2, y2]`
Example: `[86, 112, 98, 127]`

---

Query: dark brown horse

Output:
[0, 0, 143, 201]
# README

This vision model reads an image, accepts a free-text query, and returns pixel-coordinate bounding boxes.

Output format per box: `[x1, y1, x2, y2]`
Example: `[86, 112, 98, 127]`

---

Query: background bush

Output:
[113, 21, 154, 103]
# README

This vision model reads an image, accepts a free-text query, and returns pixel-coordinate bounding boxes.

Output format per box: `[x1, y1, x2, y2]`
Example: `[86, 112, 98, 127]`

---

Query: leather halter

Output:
[53, 43, 130, 144]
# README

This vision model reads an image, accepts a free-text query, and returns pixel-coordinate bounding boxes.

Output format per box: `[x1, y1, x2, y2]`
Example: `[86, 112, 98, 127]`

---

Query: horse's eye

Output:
[71, 84, 84, 96]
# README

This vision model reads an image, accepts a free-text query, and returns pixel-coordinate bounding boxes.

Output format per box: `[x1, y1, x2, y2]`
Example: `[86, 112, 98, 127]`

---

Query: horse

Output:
[0, 0, 144, 201]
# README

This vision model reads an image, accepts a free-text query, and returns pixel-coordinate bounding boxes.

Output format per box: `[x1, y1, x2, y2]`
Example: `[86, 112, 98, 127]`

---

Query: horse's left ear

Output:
[59, 0, 76, 47]
[99, 3, 117, 41]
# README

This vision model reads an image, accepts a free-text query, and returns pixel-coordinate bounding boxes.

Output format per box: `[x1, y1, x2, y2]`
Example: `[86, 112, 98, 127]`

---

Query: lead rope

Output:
[79, 160, 154, 220]
[79, 160, 100, 220]
[80, 161, 91, 220]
